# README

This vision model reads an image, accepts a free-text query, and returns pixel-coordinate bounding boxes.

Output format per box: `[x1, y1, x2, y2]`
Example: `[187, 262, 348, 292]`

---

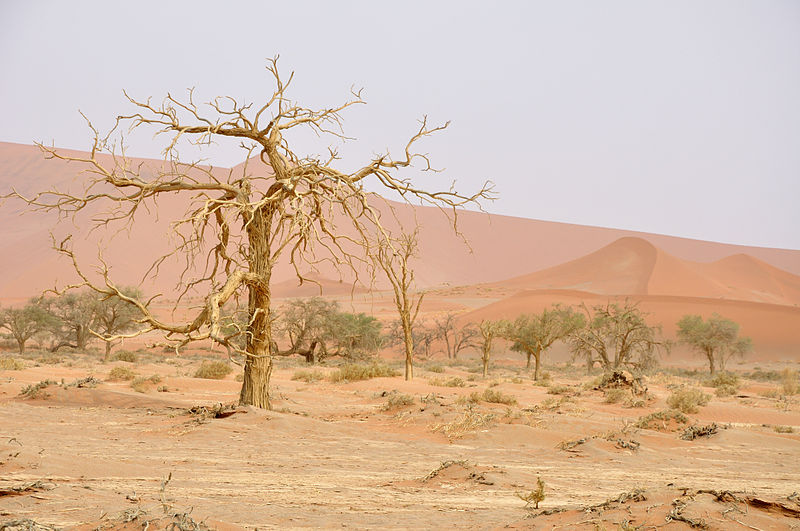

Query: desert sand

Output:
[2, 141, 800, 529]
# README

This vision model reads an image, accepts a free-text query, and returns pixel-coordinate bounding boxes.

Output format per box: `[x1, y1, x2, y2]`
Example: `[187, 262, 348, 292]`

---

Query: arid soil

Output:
[1, 346, 799, 529]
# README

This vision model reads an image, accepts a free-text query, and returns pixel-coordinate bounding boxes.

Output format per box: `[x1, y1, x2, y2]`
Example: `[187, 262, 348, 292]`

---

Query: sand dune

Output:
[2, 141, 799, 302]
[491, 236, 800, 306]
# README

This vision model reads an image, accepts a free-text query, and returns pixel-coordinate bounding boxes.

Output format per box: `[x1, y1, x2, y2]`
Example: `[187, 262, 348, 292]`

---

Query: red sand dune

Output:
[491, 236, 800, 307]
[1, 140, 799, 302]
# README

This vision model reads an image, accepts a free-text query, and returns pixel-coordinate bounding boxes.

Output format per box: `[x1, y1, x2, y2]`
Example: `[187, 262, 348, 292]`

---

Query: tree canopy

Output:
[676, 314, 752, 374]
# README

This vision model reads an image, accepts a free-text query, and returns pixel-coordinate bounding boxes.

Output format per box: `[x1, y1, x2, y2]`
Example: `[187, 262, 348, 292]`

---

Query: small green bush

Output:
[329, 362, 399, 383]
[113, 351, 138, 363]
[108, 366, 137, 381]
[666, 387, 710, 414]
[715, 384, 738, 397]
[0, 357, 25, 370]
[193, 361, 233, 380]
[292, 369, 325, 383]
[19, 380, 58, 399]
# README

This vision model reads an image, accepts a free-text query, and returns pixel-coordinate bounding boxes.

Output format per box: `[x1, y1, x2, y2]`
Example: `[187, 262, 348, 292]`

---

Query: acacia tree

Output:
[505, 306, 583, 380]
[676, 314, 752, 374]
[375, 230, 424, 380]
[278, 297, 381, 363]
[569, 301, 666, 373]
[478, 319, 507, 378]
[94, 287, 144, 360]
[11, 58, 490, 408]
[0, 302, 58, 354]
[41, 291, 99, 352]
[434, 312, 478, 359]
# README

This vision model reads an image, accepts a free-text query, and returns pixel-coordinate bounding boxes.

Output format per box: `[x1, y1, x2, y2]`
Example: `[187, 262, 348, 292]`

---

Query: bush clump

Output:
[635, 409, 689, 430]
[108, 366, 137, 381]
[465, 388, 517, 405]
[329, 362, 399, 383]
[603, 388, 628, 404]
[291, 369, 325, 383]
[704, 371, 739, 389]
[381, 393, 415, 411]
[0, 357, 25, 370]
[113, 351, 138, 363]
[715, 384, 738, 397]
[546, 385, 572, 395]
[773, 425, 794, 434]
[426, 364, 445, 373]
[428, 376, 466, 388]
[781, 368, 799, 395]
[131, 375, 162, 393]
[193, 361, 233, 380]
[666, 387, 710, 413]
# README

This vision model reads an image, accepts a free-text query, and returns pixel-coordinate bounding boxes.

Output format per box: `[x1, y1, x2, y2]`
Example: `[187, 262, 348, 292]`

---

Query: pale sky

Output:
[1, 0, 798, 249]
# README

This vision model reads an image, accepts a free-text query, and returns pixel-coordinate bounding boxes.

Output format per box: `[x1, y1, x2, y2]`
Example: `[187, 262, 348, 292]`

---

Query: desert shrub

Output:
[157, 385, 169, 392]
[547, 385, 572, 395]
[0, 357, 25, 370]
[624, 397, 647, 408]
[635, 409, 689, 430]
[666, 387, 710, 413]
[603, 388, 628, 404]
[36, 353, 63, 365]
[759, 388, 781, 399]
[108, 366, 137, 381]
[381, 393, 415, 411]
[291, 369, 325, 383]
[428, 376, 466, 388]
[19, 379, 58, 399]
[193, 361, 233, 379]
[715, 384, 738, 397]
[744, 368, 782, 382]
[426, 364, 445, 373]
[517, 477, 546, 509]
[704, 371, 739, 389]
[510, 376, 524, 384]
[781, 368, 799, 395]
[539, 371, 552, 383]
[113, 351, 138, 363]
[465, 388, 517, 405]
[773, 425, 794, 434]
[131, 375, 162, 393]
[329, 362, 398, 383]
[431, 409, 495, 439]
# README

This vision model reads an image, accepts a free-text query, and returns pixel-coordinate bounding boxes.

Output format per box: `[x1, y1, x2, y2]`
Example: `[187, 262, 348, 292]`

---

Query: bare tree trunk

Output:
[526, 351, 532, 369]
[706, 349, 716, 375]
[239, 208, 274, 409]
[482, 353, 488, 378]
[533, 351, 541, 381]
[586, 353, 593, 375]
[403, 316, 414, 381]
[104, 341, 112, 361]
[16, 337, 25, 355]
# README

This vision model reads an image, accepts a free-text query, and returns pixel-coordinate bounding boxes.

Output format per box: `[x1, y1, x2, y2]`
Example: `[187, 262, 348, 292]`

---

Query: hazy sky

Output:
[1, 1, 798, 249]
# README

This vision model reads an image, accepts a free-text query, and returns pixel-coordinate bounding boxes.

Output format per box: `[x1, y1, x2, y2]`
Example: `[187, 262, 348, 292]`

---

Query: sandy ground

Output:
[1, 348, 799, 530]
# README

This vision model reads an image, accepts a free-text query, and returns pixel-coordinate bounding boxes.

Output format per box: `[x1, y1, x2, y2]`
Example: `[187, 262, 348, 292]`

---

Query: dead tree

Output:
[374, 229, 424, 380]
[8, 58, 492, 408]
[434, 312, 478, 359]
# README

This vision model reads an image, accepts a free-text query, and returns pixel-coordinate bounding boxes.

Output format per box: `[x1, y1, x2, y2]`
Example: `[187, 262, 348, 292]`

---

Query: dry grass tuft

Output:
[428, 376, 466, 388]
[291, 369, 325, 383]
[193, 361, 233, 380]
[603, 388, 628, 404]
[381, 393, 415, 411]
[108, 366, 137, 381]
[131, 375, 162, 393]
[431, 409, 496, 439]
[329, 362, 398, 383]
[635, 409, 689, 430]
[667, 387, 710, 413]
[0, 357, 25, 370]
[113, 351, 138, 363]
